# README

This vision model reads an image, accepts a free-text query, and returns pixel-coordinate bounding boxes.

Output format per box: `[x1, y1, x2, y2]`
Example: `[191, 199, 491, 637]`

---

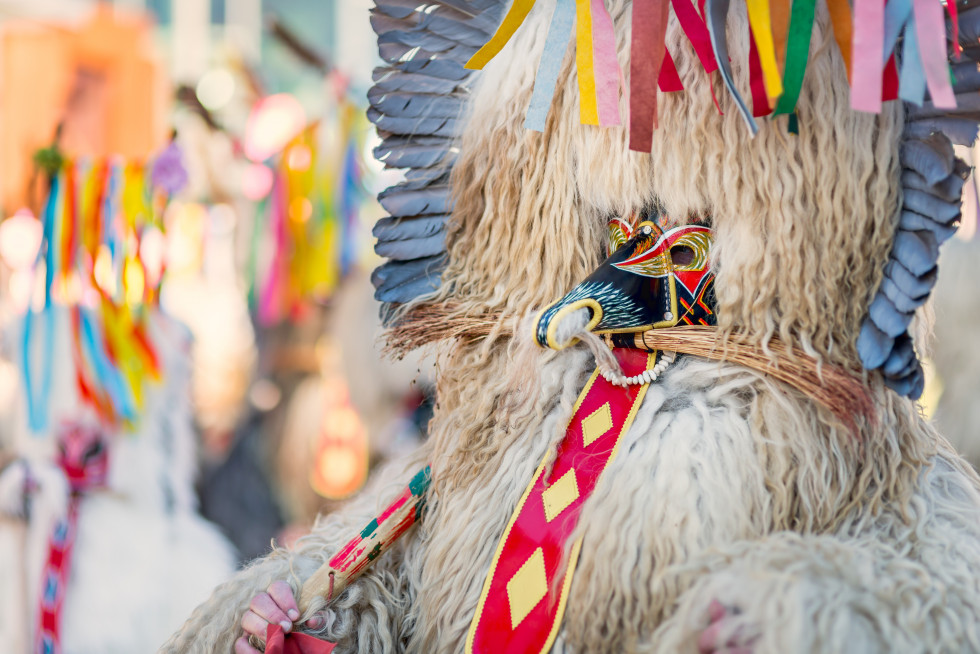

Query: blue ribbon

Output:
[899, 17, 927, 105]
[78, 309, 135, 421]
[23, 174, 61, 434]
[524, 0, 576, 132]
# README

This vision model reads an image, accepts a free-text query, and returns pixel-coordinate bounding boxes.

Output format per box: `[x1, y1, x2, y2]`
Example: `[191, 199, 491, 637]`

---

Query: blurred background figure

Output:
[0, 0, 432, 651]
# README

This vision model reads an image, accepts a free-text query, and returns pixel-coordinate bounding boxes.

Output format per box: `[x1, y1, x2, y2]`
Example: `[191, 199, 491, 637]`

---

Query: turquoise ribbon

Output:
[23, 174, 61, 434]
[899, 17, 926, 105]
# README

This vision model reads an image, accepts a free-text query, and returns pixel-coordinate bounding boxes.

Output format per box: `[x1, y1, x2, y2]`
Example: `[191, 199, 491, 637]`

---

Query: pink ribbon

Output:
[591, 0, 622, 126]
[913, 0, 955, 108]
[850, 0, 884, 112]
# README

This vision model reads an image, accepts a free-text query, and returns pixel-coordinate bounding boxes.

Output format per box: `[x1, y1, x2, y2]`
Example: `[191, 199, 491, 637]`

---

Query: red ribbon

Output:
[748, 29, 772, 116]
[629, 0, 671, 152]
[265, 624, 336, 654]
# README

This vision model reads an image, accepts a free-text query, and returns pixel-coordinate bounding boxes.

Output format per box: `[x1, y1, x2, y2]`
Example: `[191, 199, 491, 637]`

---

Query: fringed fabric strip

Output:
[659, 49, 685, 92]
[465, 0, 537, 70]
[900, 16, 927, 104]
[525, 0, 577, 131]
[671, 0, 718, 74]
[826, 0, 853, 79]
[705, 0, 758, 133]
[746, 0, 784, 103]
[590, 0, 622, 125]
[628, 0, 671, 151]
[748, 28, 773, 116]
[851, 0, 885, 112]
[576, 0, 600, 124]
[463, 0, 959, 136]
[913, 0, 956, 107]
[772, 0, 816, 115]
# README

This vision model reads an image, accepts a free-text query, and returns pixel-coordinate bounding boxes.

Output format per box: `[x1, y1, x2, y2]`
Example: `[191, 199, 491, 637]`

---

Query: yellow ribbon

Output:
[576, 0, 600, 125]
[746, 0, 784, 103]
[466, 0, 537, 70]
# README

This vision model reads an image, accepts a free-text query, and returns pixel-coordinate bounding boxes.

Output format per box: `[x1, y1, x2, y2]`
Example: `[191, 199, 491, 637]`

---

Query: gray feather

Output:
[904, 117, 980, 146]
[378, 43, 471, 78]
[891, 230, 940, 276]
[373, 67, 464, 94]
[883, 260, 937, 299]
[899, 135, 955, 185]
[882, 333, 917, 377]
[883, 364, 924, 400]
[375, 233, 447, 260]
[952, 60, 980, 93]
[907, 93, 980, 120]
[378, 185, 452, 216]
[371, 5, 493, 48]
[368, 87, 466, 119]
[371, 254, 447, 303]
[902, 188, 964, 223]
[900, 168, 967, 202]
[402, 167, 451, 189]
[858, 320, 896, 369]
[374, 215, 449, 241]
[880, 275, 926, 313]
[368, 108, 460, 137]
[898, 211, 959, 241]
[374, 137, 457, 168]
[868, 293, 915, 337]
[369, 0, 506, 311]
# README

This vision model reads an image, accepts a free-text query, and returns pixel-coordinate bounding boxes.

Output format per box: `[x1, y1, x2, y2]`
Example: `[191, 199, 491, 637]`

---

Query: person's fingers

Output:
[698, 621, 723, 653]
[250, 593, 292, 631]
[268, 580, 300, 621]
[242, 610, 271, 640]
[234, 636, 261, 654]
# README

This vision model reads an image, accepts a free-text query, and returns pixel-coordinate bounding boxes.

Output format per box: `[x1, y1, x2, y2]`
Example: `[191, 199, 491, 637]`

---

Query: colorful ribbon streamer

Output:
[590, 0, 622, 126]
[629, 0, 671, 151]
[746, 0, 785, 104]
[466, 0, 537, 70]
[772, 0, 816, 115]
[576, 0, 600, 125]
[913, 0, 956, 108]
[525, 0, 577, 132]
[705, 0, 758, 134]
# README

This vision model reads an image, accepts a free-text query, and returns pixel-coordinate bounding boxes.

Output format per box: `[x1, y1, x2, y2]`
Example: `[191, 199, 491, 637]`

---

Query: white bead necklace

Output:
[599, 351, 676, 387]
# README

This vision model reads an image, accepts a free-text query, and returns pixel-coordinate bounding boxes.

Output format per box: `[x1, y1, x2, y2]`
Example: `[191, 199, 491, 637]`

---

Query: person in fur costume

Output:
[163, 0, 980, 652]
[0, 307, 237, 654]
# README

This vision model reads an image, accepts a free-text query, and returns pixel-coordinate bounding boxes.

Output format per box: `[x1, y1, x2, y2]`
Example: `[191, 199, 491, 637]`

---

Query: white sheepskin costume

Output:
[0, 307, 236, 653]
[162, 1, 980, 652]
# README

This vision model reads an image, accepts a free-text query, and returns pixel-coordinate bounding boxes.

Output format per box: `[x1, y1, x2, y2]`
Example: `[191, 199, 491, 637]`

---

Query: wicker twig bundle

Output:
[386, 305, 875, 433]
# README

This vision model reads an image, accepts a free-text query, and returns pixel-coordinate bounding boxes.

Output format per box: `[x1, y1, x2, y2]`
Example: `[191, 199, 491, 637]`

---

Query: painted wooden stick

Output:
[298, 466, 431, 611]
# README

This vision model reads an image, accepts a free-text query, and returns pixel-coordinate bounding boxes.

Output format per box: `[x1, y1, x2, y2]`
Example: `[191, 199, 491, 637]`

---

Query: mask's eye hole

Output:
[640, 225, 653, 236]
[670, 245, 695, 267]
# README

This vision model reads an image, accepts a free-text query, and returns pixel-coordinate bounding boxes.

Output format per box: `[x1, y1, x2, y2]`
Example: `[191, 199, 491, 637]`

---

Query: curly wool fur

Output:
[163, 1, 980, 652]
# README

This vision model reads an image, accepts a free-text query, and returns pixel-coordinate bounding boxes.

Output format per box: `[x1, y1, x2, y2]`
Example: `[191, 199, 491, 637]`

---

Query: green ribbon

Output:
[772, 0, 817, 116]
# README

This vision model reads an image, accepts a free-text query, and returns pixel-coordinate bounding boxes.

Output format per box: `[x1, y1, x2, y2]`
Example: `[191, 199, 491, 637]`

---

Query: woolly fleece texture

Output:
[162, 1, 980, 652]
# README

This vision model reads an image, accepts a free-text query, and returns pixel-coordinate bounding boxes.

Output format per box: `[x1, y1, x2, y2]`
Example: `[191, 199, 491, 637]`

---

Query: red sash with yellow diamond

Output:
[466, 348, 656, 654]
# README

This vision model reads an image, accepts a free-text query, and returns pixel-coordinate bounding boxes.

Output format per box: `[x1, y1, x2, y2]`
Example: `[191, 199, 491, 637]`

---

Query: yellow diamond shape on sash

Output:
[506, 547, 548, 628]
[581, 402, 613, 447]
[541, 468, 579, 522]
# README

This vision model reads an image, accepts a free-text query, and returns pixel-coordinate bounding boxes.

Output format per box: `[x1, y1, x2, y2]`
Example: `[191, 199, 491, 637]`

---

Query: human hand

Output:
[235, 580, 325, 654]
[697, 599, 754, 654]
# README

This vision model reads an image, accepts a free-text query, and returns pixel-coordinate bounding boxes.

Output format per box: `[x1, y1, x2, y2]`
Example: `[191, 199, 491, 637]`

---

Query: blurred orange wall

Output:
[0, 6, 170, 214]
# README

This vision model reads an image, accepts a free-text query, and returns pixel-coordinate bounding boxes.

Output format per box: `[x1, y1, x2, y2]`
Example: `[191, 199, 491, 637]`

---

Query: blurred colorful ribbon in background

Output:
[20, 144, 183, 433]
[248, 97, 368, 327]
